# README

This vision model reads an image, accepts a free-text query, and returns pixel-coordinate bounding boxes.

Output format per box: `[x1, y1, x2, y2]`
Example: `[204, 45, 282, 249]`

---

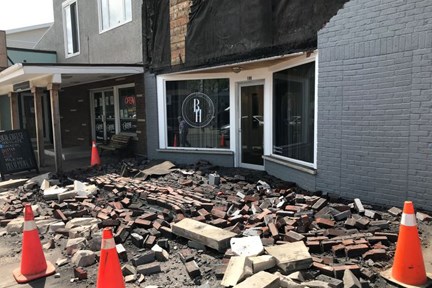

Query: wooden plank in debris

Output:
[0, 178, 27, 188]
[171, 218, 237, 252]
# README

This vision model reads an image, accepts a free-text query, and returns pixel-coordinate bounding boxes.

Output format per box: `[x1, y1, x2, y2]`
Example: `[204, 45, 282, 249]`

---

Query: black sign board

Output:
[0, 129, 39, 181]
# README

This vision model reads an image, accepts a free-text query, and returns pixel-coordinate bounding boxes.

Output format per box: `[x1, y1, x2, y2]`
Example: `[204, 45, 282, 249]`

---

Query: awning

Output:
[0, 63, 144, 94]
[0, 62, 144, 174]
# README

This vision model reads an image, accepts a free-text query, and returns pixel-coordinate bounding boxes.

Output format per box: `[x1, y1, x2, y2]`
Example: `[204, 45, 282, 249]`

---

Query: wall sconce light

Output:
[232, 66, 242, 73]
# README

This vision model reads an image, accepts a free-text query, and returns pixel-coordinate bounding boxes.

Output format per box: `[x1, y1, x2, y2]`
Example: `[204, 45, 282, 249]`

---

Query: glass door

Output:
[239, 84, 264, 168]
[93, 90, 115, 142]
[22, 94, 37, 139]
[20, 93, 50, 142]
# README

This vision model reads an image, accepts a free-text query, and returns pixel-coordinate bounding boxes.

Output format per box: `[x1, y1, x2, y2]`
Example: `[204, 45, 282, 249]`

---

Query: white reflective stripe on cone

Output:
[23, 221, 37, 231]
[401, 213, 417, 227]
[101, 238, 116, 250]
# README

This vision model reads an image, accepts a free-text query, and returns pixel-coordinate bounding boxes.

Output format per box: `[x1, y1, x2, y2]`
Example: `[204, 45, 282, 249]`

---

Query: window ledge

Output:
[65, 51, 80, 59]
[157, 148, 234, 155]
[99, 19, 132, 34]
[263, 155, 317, 175]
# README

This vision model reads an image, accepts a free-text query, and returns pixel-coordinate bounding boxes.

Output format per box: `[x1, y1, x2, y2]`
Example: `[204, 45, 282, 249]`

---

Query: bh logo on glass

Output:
[182, 92, 215, 128]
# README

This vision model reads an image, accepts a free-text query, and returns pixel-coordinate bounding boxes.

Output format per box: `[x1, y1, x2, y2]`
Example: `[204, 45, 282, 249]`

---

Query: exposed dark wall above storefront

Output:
[144, 0, 348, 72]
[143, 0, 171, 69]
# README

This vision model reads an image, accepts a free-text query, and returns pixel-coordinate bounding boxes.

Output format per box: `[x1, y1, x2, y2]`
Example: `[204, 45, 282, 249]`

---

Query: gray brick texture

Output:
[317, 0, 432, 209]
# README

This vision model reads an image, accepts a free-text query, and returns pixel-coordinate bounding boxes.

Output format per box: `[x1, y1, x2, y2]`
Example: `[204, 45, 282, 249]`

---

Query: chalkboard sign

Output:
[0, 129, 39, 181]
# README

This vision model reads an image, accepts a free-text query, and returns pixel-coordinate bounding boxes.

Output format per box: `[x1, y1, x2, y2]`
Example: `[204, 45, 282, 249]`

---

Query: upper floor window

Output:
[98, 0, 132, 32]
[62, 0, 80, 57]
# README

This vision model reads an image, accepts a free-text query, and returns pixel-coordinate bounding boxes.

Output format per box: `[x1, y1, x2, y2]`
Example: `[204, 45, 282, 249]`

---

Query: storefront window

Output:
[273, 62, 315, 163]
[118, 86, 137, 133]
[166, 79, 229, 148]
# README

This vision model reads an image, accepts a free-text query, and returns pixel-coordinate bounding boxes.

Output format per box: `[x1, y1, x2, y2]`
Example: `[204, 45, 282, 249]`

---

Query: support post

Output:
[48, 83, 62, 173]
[31, 87, 45, 168]
[8, 92, 19, 130]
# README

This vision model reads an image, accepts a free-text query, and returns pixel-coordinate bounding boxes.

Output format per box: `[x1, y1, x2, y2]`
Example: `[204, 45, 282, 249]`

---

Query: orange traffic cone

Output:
[220, 133, 225, 147]
[173, 134, 178, 147]
[381, 201, 431, 287]
[13, 204, 56, 283]
[96, 228, 125, 288]
[91, 140, 101, 166]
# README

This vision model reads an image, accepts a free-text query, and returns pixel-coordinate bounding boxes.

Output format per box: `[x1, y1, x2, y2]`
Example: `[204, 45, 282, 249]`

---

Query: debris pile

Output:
[0, 160, 431, 287]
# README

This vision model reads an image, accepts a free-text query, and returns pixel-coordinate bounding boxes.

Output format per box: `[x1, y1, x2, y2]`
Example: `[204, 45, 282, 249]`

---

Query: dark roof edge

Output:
[149, 45, 316, 75]
[21, 63, 144, 68]
[7, 47, 57, 54]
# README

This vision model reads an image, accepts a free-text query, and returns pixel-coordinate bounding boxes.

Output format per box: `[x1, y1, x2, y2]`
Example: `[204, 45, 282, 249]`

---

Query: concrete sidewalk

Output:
[0, 148, 120, 182]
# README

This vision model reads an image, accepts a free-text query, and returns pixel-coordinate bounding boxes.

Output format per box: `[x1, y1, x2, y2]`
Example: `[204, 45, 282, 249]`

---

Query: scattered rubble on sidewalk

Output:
[0, 158, 431, 287]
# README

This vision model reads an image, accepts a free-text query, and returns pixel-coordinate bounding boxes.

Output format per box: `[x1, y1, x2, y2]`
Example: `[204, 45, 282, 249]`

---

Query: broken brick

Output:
[185, 260, 201, 279]
[345, 244, 369, 258]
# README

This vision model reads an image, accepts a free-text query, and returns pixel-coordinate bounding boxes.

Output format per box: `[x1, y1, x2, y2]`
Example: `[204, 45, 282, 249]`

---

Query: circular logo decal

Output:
[181, 92, 215, 128]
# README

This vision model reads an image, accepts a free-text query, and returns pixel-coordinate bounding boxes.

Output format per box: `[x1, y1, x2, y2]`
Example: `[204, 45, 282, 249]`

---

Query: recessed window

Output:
[273, 62, 315, 164]
[62, 0, 80, 57]
[166, 79, 230, 148]
[98, 0, 132, 32]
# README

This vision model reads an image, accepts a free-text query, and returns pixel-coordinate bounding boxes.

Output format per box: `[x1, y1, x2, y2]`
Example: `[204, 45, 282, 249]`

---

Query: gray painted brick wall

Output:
[317, 0, 432, 209]
[264, 160, 316, 192]
[144, 72, 159, 160]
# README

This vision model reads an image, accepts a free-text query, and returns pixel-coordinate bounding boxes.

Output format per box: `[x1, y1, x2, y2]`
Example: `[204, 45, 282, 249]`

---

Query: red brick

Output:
[374, 232, 398, 243]
[135, 219, 152, 228]
[312, 262, 334, 277]
[184, 260, 200, 279]
[331, 244, 345, 257]
[54, 209, 68, 222]
[362, 248, 387, 261]
[268, 222, 279, 238]
[211, 208, 226, 219]
[285, 205, 302, 213]
[74, 267, 88, 280]
[256, 209, 271, 221]
[97, 212, 109, 220]
[197, 208, 210, 219]
[306, 241, 321, 253]
[342, 239, 355, 246]
[367, 236, 388, 245]
[120, 197, 131, 207]
[316, 218, 335, 228]
[145, 235, 157, 248]
[345, 244, 369, 258]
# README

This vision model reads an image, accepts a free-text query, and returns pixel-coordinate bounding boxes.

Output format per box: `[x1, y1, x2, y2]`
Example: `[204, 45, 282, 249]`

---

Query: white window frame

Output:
[157, 75, 232, 151]
[97, 0, 133, 33]
[156, 52, 318, 169]
[62, 0, 80, 58]
[269, 54, 318, 169]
